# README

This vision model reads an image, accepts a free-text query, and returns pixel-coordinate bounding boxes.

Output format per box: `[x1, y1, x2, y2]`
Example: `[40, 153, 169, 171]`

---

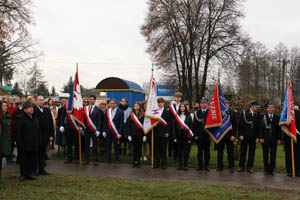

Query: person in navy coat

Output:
[102, 99, 124, 164]
[83, 95, 103, 166]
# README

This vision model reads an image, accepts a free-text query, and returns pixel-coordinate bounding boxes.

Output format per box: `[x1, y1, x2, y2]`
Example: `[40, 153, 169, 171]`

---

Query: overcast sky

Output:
[24, 0, 300, 93]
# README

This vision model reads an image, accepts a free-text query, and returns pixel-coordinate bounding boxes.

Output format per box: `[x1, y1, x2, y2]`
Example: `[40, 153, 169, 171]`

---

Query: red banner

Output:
[205, 84, 222, 129]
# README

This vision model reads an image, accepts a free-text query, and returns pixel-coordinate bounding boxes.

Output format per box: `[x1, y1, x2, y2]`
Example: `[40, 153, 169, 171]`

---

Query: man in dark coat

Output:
[238, 101, 260, 173]
[259, 101, 282, 175]
[102, 99, 124, 164]
[83, 95, 103, 165]
[216, 99, 237, 172]
[193, 97, 211, 171]
[15, 102, 39, 182]
[34, 96, 54, 175]
[153, 97, 169, 169]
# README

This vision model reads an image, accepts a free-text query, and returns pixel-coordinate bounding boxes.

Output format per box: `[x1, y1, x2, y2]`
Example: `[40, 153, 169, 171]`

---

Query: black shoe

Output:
[295, 173, 300, 177]
[153, 164, 159, 169]
[39, 170, 50, 176]
[196, 166, 203, 171]
[93, 161, 99, 166]
[177, 165, 182, 170]
[64, 160, 72, 164]
[247, 168, 254, 174]
[83, 161, 90, 165]
[184, 166, 188, 171]
[269, 171, 274, 176]
[136, 163, 141, 168]
[32, 172, 39, 177]
[19, 176, 26, 182]
[204, 167, 210, 172]
[114, 160, 119, 164]
[162, 164, 166, 169]
[74, 160, 79, 164]
[216, 168, 223, 172]
[26, 176, 36, 180]
[237, 168, 244, 172]
[132, 163, 136, 168]
[287, 173, 293, 177]
[229, 168, 234, 173]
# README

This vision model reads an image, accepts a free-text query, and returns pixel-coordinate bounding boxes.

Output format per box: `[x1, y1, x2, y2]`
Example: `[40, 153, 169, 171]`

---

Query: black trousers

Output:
[217, 139, 234, 169]
[84, 131, 98, 161]
[66, 128, 79, 161]
[197, 138, 211, 168]
[177, 134, 189, 167]
[168, 134, 177, 160]
[38, 143, 48, 172]
[105, 134, 119, 163]
[0, 154, 2, 178]
[239, 139, 256, 169]
[154, 135, 168, 166]
[262, 142, 277, 172]
[19, 150, 35, 177]
[132, 135, 142, 163]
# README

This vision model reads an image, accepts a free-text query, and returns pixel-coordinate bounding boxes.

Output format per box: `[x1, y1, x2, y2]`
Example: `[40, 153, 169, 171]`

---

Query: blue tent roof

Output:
[95, 77, 144, 93]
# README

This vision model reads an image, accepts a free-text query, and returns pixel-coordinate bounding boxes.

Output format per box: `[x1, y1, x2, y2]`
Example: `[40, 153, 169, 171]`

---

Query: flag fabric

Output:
[143, 76, 163, 134]
[205, 83, 232, 144]
[67, 69, 85, 129]
[279, 81, 297, 142]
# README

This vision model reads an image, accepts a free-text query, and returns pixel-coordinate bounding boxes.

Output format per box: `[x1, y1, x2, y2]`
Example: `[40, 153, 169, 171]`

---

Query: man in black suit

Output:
[193, 97, 210, 171]
[216, 99, 237, 173]
[34, 96, 54, 175]
[60, 101, 79, 164]
[102, 99, 124, 164]
[153, 97, 169, 169]
[238, 101, 260, 173]
[259, 101, 281, 175]
[168, 92, 182, 161]
[83, 95, 103, 166]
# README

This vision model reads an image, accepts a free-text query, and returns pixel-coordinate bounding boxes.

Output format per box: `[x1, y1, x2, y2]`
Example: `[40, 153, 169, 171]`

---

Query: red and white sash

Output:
[160, 117, 167, 127]
[84, 106, 97, 134]
[169, 104, 194, 137]
[130, 112, 144, 131]
[107, 108, 119, 140]
[66, 103, 80, 133]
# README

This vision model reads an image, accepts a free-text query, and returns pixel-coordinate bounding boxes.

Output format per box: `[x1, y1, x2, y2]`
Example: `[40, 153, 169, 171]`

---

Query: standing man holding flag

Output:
[83, 95, 103, 166]
[60, 65, 85, 165]
[279, 79, 298, 177]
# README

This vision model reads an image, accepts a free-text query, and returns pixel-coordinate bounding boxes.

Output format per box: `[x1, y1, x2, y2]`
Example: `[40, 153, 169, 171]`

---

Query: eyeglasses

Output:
[101, 103, 106, 106]
[84, 101, 88, 103]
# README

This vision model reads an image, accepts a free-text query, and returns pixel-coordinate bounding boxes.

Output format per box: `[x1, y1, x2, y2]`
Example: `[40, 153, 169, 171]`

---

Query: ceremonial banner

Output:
[279, 81, 297, 142]
[205, 83, 232, 144]
[143, 76, 163, 134]
[67, 68, 85, 129]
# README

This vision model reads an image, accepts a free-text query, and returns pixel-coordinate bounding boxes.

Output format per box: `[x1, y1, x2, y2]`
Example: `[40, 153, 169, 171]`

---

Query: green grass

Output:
[52, 142, 286, 173]
[0, 172, 298, 200]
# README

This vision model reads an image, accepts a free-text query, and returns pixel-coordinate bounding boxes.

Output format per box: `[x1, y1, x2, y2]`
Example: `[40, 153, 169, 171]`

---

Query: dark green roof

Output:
[0, 86, 13, 91]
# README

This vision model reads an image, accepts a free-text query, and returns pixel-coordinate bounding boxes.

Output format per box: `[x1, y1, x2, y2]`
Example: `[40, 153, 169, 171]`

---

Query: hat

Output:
[174, 92, 183, 98]
[265, 101, 275, 107]
[200, 97, 209, 103]
[23, 101, 33, 109]
[250, 101, 260, 107]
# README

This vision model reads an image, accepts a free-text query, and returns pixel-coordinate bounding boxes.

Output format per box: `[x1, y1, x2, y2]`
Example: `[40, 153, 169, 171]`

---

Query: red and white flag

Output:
[143, 76, 164, 134]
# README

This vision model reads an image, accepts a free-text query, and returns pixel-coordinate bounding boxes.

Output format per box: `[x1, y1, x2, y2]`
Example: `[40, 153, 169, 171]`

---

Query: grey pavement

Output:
[3, 159, 300, 191]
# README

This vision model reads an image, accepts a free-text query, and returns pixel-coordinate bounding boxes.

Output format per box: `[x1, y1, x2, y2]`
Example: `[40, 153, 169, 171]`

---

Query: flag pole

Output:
[151, 63, 154, 168]
[291, 138, 295, 178]
[77, 62, 82, 166]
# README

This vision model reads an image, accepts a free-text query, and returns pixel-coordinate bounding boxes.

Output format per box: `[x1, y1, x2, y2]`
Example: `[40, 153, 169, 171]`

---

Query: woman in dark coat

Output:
[0, 101, 12, 184]
[173, 103, 193, 171]
[126, 102, 145, 168]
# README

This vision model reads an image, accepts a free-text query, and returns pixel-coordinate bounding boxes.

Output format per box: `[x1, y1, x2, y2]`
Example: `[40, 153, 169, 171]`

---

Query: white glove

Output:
[128, 136, 132, 142]
[174, 139, 177, 143]
[117, 134, 122, 139]
[96, 131, 100, 137]
[80, 127, 83, 132]
[81, 130, 84, 136]
[143, 136, 147, 142]
[59, 126, 64, 133]
[103, 132, 106, 138]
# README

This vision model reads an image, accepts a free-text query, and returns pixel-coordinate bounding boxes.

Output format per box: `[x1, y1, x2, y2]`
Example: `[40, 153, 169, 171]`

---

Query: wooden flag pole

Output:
[291, 138, 295, 178]
[79, 130, 82, 165]
[151, 129, 154, 168]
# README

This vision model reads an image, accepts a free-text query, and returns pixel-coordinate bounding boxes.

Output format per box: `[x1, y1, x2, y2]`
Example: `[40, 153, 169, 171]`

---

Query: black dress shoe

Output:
[39, 170, 50, 176]
[74, 160, 79, 164]
[132, 163, 136, 168]
[247, 168, 254, 173]
[136, 163, 141, 168]
[237, 168, 244, 172]
[177, 166, 182, 170]
[229, 168, 235, 173]
[19, 176, 26, 182]
[269, 171, 274, 176]
[83, 161, 90, 165]
[287, 173, 293, 177]
[93, 161, 99, 166]
[196, 166, 203, 171]
[64, 160, 72, 164]
[184, 166, 188, 171]
[32, 172, 39, 177]
[216, 168, 223, 172]
[26, 176, 36, 180]
[204, 167, 210, 172]
[161, 164, 166, 169]
[295, 173, 300, 177]
[153, 164, 159, 169]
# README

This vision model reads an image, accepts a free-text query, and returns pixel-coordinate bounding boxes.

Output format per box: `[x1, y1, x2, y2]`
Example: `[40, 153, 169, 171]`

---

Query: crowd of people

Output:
[0, 92, 300, 184]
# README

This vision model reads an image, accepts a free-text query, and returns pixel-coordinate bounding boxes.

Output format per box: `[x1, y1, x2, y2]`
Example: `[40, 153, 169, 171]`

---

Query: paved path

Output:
[3, 159, 300, 191]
